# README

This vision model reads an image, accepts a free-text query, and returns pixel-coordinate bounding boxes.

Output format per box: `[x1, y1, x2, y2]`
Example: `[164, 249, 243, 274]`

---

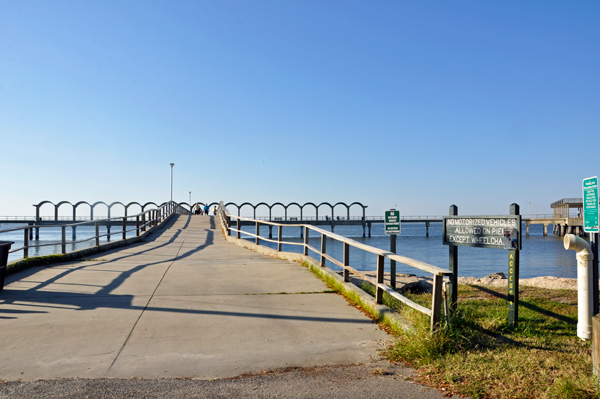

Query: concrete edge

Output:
[222, 233, 408, 331]
[6, 214, 176, 276]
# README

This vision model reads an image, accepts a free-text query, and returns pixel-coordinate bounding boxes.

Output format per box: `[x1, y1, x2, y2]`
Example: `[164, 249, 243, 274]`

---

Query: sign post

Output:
[507, 204, 520, 326]
[449, 205, 458, 311]
[443, 204, 522, 326]
[385, 209, 401, 289]
[583, 176, 599, 315]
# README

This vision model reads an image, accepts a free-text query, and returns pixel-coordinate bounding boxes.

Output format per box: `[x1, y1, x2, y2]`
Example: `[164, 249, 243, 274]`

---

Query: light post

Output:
[189, 191, 191, 208]
[170, 163, 174, 203]
[529, 202, 531, 218]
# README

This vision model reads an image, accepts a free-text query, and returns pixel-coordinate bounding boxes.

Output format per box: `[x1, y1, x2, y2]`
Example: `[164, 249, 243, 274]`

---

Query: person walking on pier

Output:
[204, 203, 209, 216]
[213, 206, 217, 215]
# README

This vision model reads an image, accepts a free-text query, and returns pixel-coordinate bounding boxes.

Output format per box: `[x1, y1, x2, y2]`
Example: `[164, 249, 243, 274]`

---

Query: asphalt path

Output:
[0, 214, 462, 398]
[0, 361, 461, 398]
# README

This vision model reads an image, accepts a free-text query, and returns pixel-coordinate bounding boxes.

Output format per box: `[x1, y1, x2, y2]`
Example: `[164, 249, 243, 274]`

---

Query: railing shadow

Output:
[470, 285, 576, 325]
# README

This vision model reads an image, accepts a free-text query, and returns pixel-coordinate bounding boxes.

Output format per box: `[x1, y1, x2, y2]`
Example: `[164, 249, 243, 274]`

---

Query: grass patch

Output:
[6, 253, 73, 274]
[359, 282, 598, 399]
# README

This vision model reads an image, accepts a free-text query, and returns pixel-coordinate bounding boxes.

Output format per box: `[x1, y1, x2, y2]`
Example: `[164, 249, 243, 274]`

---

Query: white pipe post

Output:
[169, 163, 174, 203]
[564, 234, 594, 340]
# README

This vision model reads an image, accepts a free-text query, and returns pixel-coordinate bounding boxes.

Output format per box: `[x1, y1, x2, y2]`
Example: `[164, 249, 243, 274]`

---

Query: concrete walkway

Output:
[0, 215, 389, 381]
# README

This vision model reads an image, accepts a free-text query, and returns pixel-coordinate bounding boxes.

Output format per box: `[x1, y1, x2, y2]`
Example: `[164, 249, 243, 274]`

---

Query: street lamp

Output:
[189, 191, 191, 207]
[169, 163, 174, 202]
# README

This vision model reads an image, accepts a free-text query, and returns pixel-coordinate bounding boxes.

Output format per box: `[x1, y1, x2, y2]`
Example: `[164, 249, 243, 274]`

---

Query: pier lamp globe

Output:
[169, 163, 175, 202]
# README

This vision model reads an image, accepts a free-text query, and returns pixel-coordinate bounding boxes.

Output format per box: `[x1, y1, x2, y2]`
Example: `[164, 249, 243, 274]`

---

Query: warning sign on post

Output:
[384, 210, 401, 235]
[443, 216, 521, 250]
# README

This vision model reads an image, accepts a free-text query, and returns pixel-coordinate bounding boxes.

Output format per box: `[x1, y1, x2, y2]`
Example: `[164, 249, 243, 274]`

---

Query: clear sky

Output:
[1, 1, 599, 218]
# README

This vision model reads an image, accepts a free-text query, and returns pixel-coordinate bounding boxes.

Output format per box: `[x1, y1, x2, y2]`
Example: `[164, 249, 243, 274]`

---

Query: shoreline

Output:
[360, 271, 579, 291]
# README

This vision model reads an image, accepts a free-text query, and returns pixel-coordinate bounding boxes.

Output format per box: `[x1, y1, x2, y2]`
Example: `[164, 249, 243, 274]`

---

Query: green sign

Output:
[385, 210, 401, 235]
[583, 176, 599, 233]
[443, 216, 521, 250]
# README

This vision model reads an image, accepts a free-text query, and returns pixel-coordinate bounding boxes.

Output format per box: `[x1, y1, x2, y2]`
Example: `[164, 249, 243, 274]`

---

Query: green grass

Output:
[359, 282, 599, 399]
[6, 253, 73, 274]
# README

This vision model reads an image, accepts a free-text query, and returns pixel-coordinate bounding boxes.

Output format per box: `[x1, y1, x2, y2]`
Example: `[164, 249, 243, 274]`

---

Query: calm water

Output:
[240, 222, 577, 279]
[0, 224, 138, 263]
[1, 220, 578, 279]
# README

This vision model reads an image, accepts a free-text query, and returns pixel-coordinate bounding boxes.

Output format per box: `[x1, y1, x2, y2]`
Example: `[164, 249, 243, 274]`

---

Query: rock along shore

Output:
[360, 271, 580, 291]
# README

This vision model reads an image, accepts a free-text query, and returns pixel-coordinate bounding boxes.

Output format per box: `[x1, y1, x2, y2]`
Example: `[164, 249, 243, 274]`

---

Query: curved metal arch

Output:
[268, 202, 286, 221]
[237, 202, 254, 216]
[317, 202, 334, 211]
[301, 202, 318, 210]
[347, 201, 366, 219]
[287, 202, 302, 210]
[73, 201, 92, 220]
[223, 202, 239, 216]
[90, 201, 109, 220]
[253, 202, 270, 220]
[331, 202, 350, 220]
[285, 202, 303, 221]
[316, 202, 334, 221]
[125, 202, 142, 210]
[54, 201, 74, 221]
[348, 201, 365, 208]
[141, 202, 159, 211]
[332, 201, 349, 209]
[35, 200, 56, 208]
[300, 202, 319, 221]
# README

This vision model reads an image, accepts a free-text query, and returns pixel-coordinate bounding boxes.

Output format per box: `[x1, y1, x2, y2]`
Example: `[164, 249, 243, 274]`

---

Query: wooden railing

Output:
[0, 201, 190, 260]
[217, 202, 451, 330]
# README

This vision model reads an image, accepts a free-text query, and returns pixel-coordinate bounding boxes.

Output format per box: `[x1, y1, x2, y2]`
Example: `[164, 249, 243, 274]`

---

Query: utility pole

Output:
[169, 163, 175, 202]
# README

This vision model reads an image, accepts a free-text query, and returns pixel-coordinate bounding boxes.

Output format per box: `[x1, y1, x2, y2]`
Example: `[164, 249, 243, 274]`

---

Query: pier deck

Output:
[0, 215, 388, 381]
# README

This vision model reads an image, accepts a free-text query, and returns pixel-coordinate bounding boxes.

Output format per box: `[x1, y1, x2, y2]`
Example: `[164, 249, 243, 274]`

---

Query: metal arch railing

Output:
[0, 201, 190, 260]
[216, 202, 451, 331]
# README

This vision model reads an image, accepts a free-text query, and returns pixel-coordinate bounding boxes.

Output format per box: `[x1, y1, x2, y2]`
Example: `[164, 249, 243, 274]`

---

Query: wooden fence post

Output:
[343, 242, 350, 282]
[255, 222, 260, 245]
[320, 234, 327, 266]
[277, 225, 282, 251]
[136, 216, 140, 237]
[61, 226, 66, 254]
[23, 228, 29, 258]
[376, 254, 384, 304]
[95, 222, 100, 246]
[303, 227, 309, 256]
[431, 274, 443, 330]
[122, 217, 127, 240]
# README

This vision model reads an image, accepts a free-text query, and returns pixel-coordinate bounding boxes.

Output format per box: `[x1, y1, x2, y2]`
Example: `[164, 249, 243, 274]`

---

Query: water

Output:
[239, 222, 577, 279]
[0, 224, 139, 263]
[1, 221, 578, 279]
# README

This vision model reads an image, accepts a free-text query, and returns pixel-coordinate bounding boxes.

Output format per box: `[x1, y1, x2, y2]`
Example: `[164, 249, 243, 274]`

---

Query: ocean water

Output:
[1, 220, 578, 279]
[239, 222, 578, 279]
[0, 224, 139, 263]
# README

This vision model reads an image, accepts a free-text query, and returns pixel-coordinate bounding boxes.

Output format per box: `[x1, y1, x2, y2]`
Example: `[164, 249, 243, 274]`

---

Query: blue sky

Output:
[1, 1, 599, 217]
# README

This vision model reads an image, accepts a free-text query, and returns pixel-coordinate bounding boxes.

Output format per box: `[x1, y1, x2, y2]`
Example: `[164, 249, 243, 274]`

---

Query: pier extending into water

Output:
[0, 199, 588, 242]
[0, 209, 390, 381]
